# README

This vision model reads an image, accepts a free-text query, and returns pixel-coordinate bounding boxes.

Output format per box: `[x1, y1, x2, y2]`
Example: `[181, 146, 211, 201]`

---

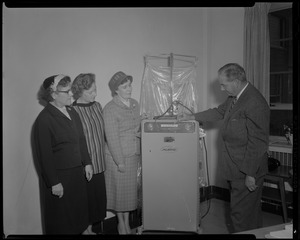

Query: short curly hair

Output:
[72, 73, 95, 100]
[40, 75, 71, 102]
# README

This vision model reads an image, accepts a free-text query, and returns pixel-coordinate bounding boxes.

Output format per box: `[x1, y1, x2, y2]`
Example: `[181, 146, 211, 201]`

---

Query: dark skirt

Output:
[43, 166, 89, 234]
[86, 172, 107, 223]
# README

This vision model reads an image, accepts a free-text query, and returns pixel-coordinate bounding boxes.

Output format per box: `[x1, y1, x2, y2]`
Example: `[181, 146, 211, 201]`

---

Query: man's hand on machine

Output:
[177, 112, 195, 122]
[140, 113, 151, 120]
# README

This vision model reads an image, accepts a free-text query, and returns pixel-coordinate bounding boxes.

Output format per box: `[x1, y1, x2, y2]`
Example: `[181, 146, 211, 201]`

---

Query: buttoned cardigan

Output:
[103, 96, 141, 166]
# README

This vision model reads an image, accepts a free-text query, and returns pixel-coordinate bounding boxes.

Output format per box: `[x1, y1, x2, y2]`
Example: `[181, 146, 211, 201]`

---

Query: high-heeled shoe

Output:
[82, 225, 96, 235]
[117, 223, 127, 235]
[125, 224, 131, 234]
[87, 230, 96, 235]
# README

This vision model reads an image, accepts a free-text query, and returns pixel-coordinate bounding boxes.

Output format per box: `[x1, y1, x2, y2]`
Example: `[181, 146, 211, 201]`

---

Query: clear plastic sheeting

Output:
[140, 54, 200, 118]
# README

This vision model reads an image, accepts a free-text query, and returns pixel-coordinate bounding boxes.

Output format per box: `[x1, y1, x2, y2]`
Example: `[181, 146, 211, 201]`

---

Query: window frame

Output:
[268, 4, 293, 139]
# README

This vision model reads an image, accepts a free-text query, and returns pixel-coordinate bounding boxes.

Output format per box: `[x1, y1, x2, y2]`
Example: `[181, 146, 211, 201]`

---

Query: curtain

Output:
[244, 2, 271, 104]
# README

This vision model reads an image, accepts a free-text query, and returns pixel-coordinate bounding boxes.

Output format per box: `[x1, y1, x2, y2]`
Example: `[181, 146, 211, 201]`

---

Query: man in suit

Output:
[177, 63, 270, 232]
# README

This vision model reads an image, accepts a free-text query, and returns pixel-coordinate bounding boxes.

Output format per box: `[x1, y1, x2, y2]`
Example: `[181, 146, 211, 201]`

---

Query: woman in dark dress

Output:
[34, 74, 93, 234]
[72, 73, 107, 235]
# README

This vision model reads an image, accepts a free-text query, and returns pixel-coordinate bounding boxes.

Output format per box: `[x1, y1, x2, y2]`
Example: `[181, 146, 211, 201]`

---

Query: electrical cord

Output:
[201, 136, 211, 219]
[153, 100, 194, 119]
[174, 100, 194, 115]
[153, 103, 174, 119]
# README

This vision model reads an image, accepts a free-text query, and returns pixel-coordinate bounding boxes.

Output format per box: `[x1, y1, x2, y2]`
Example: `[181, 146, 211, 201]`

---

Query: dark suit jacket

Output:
[194, 83, 269, 180]
[34, 103, 92, 188]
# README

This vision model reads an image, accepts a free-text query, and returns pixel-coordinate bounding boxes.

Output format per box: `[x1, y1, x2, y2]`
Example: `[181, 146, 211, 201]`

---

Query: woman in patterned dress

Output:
[72, 73, 107, 234]
[103, 71, 142, 234]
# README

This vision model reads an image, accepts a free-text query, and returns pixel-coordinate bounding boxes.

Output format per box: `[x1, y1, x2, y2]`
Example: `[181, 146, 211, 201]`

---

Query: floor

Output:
[139, 198, 287, 234]
[100, 198, 287, 235]
[199, 199, 286, 234]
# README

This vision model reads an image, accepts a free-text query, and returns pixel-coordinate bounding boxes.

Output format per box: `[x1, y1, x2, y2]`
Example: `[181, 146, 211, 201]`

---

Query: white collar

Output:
[236, 82, 248, 100]
[117, 96, 130, 107]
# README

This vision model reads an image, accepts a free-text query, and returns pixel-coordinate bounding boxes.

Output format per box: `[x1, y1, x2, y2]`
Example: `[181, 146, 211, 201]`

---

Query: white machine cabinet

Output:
[141, 119, 202, 234]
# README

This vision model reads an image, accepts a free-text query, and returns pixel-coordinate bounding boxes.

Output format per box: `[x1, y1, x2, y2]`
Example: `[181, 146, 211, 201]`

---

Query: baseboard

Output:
[211, 186, 231, 202]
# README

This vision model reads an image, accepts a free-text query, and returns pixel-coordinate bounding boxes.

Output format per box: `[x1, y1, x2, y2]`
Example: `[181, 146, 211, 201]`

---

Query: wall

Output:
[204, 8, 245, 188]
[3, 6, 244, 235]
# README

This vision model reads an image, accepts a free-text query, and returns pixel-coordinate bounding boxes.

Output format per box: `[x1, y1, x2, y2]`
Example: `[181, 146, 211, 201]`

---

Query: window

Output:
[268, 6, 293, 137]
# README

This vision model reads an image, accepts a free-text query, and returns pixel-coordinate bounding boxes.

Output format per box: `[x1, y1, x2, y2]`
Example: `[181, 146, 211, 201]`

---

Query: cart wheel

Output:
[136, 226, 143, 235]
[197, 226, 203, 234]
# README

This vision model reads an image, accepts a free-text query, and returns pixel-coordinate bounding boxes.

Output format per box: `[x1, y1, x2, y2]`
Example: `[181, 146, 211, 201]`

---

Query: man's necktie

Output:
[229, 96, 237, 113]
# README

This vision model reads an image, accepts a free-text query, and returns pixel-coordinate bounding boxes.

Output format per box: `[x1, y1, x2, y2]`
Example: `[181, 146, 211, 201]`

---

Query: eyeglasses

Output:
[56, 89, 72, 94]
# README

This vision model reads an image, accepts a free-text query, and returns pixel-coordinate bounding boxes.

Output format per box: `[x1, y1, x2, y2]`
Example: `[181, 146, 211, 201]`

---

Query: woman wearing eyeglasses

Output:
[34, 74, 93, 234]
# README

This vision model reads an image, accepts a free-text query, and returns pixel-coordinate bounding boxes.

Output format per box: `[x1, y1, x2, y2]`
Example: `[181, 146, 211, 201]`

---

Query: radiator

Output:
[266, 146, 293, 191]
[269, 150, 293, 167]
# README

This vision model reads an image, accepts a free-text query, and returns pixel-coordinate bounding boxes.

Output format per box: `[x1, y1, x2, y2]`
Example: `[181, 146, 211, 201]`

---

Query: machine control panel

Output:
[143, 121, 196, 133]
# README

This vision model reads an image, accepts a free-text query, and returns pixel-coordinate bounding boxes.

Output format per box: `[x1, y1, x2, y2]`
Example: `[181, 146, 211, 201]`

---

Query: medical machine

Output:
[140, 119, 203, 234]
[137, 53, 207, 234]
